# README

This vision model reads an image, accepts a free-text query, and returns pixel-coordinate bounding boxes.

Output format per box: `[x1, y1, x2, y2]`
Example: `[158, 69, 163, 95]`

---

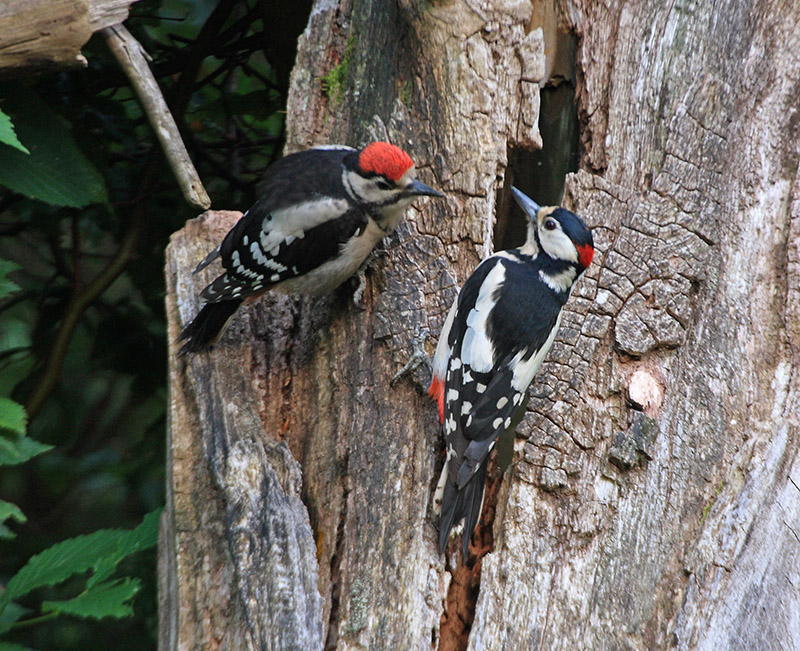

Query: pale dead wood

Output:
[0, 0, 136, 72]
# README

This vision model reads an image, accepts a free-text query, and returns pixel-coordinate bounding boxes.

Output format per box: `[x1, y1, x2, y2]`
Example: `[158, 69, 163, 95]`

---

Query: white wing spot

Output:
[504, 417, 512, 429]
[476, 383, 487, 394]
[492, 418, 503, 430]
[447, 389, 459, 402]
[496, 396, 508, 409]
[461, 401, 472, 415]
[450, 358, 462, 371]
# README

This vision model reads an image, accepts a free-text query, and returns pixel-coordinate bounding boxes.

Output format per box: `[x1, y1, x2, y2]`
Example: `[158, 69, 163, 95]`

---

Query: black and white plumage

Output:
[178, 142, 444, 354]
[428, 187, 594, 558]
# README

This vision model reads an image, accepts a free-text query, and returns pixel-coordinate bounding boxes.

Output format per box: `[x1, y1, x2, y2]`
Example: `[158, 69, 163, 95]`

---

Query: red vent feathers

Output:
[358, 142, 415, 181]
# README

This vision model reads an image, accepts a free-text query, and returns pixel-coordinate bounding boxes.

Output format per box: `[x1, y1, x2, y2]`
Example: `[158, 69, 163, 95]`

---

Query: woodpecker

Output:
[178, 142, 444, 354]
[429, 187, 594, 558]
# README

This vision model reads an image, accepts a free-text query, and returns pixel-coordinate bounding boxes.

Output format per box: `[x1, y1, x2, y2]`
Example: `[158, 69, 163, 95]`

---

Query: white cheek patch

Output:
[460, 263, 505, 374]
[539, 228, 578, 264]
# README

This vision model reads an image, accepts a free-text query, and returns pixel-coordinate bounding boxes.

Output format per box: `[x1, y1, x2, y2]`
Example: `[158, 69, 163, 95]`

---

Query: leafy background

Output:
[0, 0, 311, 647]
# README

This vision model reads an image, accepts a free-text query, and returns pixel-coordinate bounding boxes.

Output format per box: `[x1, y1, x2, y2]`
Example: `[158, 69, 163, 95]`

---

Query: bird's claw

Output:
[391, 326, 431, 386]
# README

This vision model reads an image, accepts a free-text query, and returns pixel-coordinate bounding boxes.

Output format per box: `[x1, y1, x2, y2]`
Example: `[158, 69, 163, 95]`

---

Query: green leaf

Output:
[0, 397, 26, 435]
[0, 87, 108, 207]
[88, 508, 161, 588]
[0, 499, 26, 540]
[42, 578, 140, 621]
[0, 601, 30, 635]
[0, 259, 21, 300]
[0, 107, 29, 154]
[4, 508, 161, 603]
[0, 432, 52, 467]
[0, 640, 36, 650]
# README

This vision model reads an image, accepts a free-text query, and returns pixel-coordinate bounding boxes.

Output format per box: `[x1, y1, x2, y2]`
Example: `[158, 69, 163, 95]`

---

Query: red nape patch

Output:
[358, 142, 414, 182]
[577, 244, 594, 269]
[427, 376, 445, 424]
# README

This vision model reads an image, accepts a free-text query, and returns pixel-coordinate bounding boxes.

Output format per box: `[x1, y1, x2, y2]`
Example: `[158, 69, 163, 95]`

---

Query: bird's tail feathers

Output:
[438, 463, 488, 559]
[177, 299, 242, 355]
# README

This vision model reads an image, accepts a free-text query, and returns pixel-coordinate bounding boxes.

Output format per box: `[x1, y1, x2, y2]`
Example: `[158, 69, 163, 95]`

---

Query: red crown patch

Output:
[358, 142, 415, 182]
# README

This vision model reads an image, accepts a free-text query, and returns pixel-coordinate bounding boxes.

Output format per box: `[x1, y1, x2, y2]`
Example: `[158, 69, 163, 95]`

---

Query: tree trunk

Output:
[160, 0, 800, 649]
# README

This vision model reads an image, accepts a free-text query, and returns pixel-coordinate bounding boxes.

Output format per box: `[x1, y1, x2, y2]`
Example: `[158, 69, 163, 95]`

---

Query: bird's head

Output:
[511, 187, 594, 270]
[343, 142, 444, 215]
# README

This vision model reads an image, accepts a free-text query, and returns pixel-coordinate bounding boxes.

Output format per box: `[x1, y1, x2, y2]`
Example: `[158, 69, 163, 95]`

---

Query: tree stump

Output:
[160, 0, 800, 649]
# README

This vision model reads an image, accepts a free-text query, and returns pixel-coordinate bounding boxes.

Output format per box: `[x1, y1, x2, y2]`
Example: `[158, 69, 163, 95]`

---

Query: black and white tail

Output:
[177, 299, 242, 355]
[438, 463, 488, 558]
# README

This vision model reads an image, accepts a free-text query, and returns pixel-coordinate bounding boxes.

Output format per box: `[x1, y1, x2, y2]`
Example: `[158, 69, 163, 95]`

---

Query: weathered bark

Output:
[161, 0, 800, 649]
[0, 0, 137, 73]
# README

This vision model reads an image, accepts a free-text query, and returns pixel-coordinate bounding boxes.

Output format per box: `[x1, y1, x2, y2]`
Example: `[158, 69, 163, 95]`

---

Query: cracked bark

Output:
[160, 0, 800, 649]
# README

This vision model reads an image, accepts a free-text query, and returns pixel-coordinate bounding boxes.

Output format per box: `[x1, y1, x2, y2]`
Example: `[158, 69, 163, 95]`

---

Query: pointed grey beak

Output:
[406, 179, 445, 198]
[511, 186, 541, 218]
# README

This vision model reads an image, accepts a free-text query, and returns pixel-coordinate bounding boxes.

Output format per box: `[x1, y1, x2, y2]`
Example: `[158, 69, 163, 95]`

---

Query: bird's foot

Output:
[391, 326, 431, 386]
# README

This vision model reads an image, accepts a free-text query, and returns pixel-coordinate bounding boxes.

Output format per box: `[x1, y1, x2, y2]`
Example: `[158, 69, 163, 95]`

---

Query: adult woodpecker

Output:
[429, 187, 594, 558]
[178, 142, 444, 354]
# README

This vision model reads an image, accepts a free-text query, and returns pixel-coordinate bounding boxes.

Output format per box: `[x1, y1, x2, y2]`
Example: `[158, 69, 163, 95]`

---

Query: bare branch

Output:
[101, 23, 211, 210]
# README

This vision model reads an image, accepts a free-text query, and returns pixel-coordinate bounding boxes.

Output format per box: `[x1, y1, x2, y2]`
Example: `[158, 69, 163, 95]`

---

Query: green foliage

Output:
[0, 509, 160, 634]
[0, 107, 29, 155]
[0, 602, 30, 636]
[0, 433, 52, 468]
[42, 578, 140, 621]
[3, 509, 159, 604]
[0, 87, 108, 208]
[0, 0, 310, 646]
[0, 501, 26, 541]
[0, 397, 26, 436]
[0, 261, 19, 302]
[0, 642, 35, 651]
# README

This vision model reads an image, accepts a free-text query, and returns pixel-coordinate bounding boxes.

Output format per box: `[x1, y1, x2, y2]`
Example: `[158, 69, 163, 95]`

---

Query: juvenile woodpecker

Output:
[429, 187, 594, 558]
[178, 142, 444, 354]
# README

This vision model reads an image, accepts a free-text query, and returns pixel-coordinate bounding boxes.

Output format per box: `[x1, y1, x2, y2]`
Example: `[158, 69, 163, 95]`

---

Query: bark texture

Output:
[161, 0, 800, 649]
[0, 0, 137, 73]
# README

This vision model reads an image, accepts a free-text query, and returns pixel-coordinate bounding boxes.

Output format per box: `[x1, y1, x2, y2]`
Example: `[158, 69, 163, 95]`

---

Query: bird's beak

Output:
[511, 186, 541, 219]
[406, 179, 445, 198]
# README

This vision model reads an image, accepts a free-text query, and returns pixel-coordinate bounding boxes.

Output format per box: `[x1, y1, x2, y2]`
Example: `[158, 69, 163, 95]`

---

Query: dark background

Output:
[0, 0, 311, 647]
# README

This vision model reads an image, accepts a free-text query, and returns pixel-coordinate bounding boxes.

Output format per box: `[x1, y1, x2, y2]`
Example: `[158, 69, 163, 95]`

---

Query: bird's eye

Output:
[544, 219, 558, 231]
[375, 179, 392, 190]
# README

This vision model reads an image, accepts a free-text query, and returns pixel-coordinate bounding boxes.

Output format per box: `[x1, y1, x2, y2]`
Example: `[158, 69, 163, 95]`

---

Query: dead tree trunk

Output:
[160, 0, 800, 649]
